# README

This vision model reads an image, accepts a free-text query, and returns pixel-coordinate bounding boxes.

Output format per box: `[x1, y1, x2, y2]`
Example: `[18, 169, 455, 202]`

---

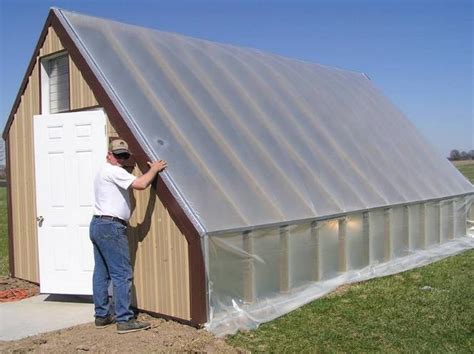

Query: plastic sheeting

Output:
[55, 9, 474, 234]
[206, 195, 474, 336]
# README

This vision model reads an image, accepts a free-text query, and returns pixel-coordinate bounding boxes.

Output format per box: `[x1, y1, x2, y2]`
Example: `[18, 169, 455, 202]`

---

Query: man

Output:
[90, 138, 167, 334]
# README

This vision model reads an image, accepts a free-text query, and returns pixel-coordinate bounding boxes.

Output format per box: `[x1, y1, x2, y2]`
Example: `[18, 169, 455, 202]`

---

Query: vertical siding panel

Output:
[12, 113, 20, 278]
[107, 119, 118, 138]
[150, 208, 159, 310]
[10, 120, 21, 277]
[52, 27, 64, 52]
[156, 206, 167, 311]
[172, 226, 180, 313]
[167, 218, 176, 313]
[176, 228, 186, 314]
[40, 26, 64, 55]
[168, 217, 178, 313]
[70, 58, 98, 110]
[69, 59, 79, 107]
[130, 182, 145, 308]
[22, 85, 32, 279]
[143, 194, 152, 309]
[144, 203, 152, 310]
[126, 161, 190, 319]
[172, 222, 181, 314]
[157, 208, 166, 310]
[31, 64, 40, 282]
[144, 194, 154, 310]
[20, 102, 29, 281]
[10, 64, 41, 283]
[165, 219, 174, 312]
[19, 102, 29, 278]
[150, 209, 160, 310]
[26, 83, 36, 279]
[158, 213, 168, 311]
[17, 114, 24, 279]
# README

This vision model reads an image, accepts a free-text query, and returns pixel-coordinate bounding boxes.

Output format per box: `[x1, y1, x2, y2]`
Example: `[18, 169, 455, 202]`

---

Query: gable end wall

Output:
[7, 24, 191, 321]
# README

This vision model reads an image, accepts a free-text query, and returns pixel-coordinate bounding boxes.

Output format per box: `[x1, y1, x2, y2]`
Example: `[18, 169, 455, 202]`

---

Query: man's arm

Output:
[131, 160, 167, 190]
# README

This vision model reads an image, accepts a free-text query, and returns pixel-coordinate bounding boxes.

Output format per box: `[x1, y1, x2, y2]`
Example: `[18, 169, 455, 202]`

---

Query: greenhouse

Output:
[4, 8, 473, 335]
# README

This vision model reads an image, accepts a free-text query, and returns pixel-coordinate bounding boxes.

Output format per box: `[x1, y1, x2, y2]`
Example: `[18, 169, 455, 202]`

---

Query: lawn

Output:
[457, 164, 474, 183]
[228, 250, 474, 352]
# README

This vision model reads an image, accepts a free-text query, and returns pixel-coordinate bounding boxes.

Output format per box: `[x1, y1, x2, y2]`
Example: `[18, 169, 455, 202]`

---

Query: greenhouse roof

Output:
[55, 8, 473, 234]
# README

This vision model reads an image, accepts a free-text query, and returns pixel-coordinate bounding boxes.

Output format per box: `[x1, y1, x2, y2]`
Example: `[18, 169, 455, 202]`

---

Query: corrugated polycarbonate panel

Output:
[408, 204, 424, 250]
[57, 9, 474, 234]
[345, 214, 369, 270]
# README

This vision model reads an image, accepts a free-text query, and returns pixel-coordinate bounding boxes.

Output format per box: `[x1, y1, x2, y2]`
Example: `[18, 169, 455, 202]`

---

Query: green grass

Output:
[457, 164, 474, 183]
[228, 250, 474, 352]
[0, 187, 8, 276]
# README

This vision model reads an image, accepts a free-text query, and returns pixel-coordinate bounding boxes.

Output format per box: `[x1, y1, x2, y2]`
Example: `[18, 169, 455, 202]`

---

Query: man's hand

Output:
[147, 160, 167, 172]
[132, 160, 168, 190]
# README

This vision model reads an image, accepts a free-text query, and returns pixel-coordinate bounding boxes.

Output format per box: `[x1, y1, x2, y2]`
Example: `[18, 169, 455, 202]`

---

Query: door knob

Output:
[36, 216, 44, 226]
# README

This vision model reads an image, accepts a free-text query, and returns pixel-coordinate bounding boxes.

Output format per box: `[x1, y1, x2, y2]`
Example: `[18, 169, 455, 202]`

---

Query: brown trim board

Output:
[50, 11, 207, 324]
[6, 136, 15, 277]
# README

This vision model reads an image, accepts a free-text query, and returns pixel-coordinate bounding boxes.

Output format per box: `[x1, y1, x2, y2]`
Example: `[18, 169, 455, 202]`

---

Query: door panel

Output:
[34, 110, 107, 294]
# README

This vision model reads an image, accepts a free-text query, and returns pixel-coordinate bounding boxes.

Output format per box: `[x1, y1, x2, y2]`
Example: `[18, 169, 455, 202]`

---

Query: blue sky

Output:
[0, 0, 472, 159]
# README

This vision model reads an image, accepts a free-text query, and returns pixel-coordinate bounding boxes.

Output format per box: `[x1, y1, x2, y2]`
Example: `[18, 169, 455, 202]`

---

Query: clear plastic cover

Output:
[57, 9, 474, 234]
[206, 195, 473, 336]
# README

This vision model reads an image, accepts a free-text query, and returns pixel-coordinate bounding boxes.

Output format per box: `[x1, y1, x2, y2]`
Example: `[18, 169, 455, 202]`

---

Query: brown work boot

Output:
[116, 319, 151, 334]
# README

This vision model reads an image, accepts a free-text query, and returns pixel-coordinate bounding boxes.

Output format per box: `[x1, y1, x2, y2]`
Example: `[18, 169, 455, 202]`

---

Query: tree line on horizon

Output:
[449, 149, 474, 161]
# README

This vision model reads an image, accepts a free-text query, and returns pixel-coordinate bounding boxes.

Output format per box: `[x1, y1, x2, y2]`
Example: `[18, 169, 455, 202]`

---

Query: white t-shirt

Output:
[93, 162, 137, 221]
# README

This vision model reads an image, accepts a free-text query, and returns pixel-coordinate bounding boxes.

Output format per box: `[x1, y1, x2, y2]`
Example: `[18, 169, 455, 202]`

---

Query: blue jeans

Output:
[89, 217, 134, 322]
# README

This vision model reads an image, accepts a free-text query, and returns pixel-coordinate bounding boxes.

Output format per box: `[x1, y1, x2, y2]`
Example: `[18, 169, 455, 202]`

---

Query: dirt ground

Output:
[0, 314, 241, 353]
[0, 277, 242, 353]
[0, 276, 40, 303]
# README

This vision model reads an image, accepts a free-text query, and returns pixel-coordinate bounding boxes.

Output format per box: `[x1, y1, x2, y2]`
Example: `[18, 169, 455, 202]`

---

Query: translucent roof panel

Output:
[56, 9, 474, 234]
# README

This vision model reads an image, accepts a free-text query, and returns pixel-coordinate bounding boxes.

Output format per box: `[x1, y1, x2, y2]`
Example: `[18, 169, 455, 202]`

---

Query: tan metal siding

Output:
[39, 26, 64, 56]
[9, 64, 40, 282]
[107, 120, 119, 139]
[70, 58, 98, 110]
[108, 121, 190, 319]
[128, 174, 190, 320]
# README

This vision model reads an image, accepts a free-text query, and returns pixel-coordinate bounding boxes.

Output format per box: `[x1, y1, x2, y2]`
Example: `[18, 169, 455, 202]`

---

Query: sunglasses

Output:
[113, 153, 130, 160]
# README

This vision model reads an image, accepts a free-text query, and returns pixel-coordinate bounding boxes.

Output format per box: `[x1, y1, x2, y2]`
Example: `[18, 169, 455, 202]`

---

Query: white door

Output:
[34, 110, 107, 295]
